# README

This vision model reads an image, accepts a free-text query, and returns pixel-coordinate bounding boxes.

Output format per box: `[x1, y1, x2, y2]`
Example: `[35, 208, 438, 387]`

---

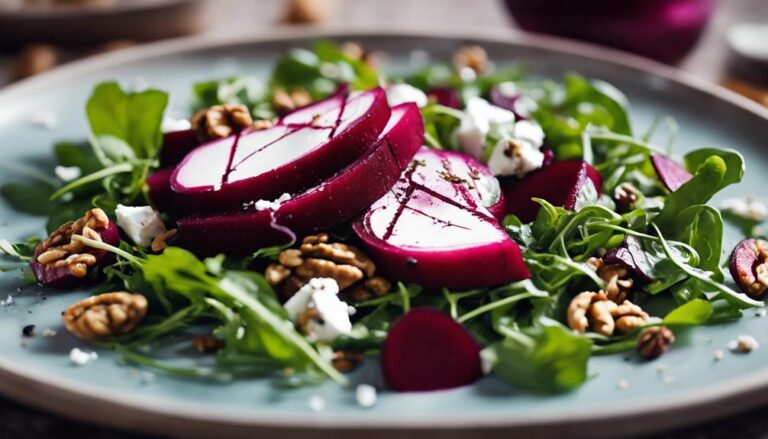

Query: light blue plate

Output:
[2, 27, 768, 438]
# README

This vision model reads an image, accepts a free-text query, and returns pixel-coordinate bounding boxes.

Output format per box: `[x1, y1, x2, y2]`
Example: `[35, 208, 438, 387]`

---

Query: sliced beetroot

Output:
[382, 308, 482, 392]
[146, 168, 178, 214]
[159, 129, 199, 168]
[651, 154, 692, 192]
[171, 88, 391, 213]
[353, 147, 529, 290]
[729, 238, 768, 299]
[603, 235, 653, 282]
[177, 103, 424, 255]
[426, 87, 461, 109]
[542, 148, 554, 166]
[30, 217, 120, 289]
[489, 86, 533, 120]
[501, 160, 602, 223]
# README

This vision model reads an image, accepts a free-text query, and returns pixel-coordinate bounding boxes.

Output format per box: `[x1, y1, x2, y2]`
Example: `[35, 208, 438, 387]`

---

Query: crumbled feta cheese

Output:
[1, 295, 13, 307]
[721, 196, 768, 222]
[283, 278, 352, 343]
[386, 83, 428, 108]
[54, 166, 81, 182]
[42, 328, 58, 337]
[662, 376, 676, 384]
[714, 350, 724, 361]
[308, 395, 326, 412]
[29, 110, 58, 130]
[115, 204, 167, 247]
[455, 97, 516, 159]
[487, 137, 545, 178]
[69, 348, 98, 366]
[246, 193, 292, 211]
[617, 379, 629, 389]
[161, 116, 191, 133]
[479, 348, 496, 375]
[356, 384, 377, 408]
[729, 335, 759, 353]
[757, 308, 768, 318]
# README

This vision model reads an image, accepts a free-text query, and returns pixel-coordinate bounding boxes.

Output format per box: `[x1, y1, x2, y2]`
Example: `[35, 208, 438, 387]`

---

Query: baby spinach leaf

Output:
[670, 205, 724, 276]
[662, 299, 713, 326]
[86, 81, 168, 160]
[0, 181, 54, 216]
[684, 148, 744, 188]
[485, 325, 592, 393]
[654, 155, 726, 230]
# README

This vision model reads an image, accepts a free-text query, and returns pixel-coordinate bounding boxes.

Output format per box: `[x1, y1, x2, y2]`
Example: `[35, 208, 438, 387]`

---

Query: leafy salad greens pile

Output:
[0, 41, 763, 394]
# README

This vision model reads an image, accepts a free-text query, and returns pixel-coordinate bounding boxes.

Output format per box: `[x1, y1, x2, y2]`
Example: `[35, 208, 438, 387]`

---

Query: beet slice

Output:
[382, 308, 483, 392]
[426, 87, 461, 109]
[501, 160, 602, 223]
[30, 221, 120, 289]
[177, 103, 424, 255]
[171, 88, 391, 213]
[159, 129, 199, 168]
[651, 154, 692, 192]
[604, 235, 654, 282]
[730, 238, 768, 299]
[146, 168, 179, 214]
[353, 147, 529, 290]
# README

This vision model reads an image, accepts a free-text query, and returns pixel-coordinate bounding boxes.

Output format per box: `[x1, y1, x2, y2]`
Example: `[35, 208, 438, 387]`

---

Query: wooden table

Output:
[0, 0, 767, 437]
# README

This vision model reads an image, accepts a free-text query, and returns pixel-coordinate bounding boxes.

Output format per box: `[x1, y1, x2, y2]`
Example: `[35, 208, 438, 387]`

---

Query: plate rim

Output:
[1, 24, 768, 437]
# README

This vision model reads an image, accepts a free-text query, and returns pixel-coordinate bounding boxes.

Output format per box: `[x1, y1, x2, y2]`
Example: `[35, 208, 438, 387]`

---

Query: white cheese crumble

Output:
[756, 308, 768, 318]
[729, 335, 759, 353]
[386, 83, 428, 108]
[479, 348, 496, 375]
[42, 328, 58, 337]
[161, 115, 192, 133]
[487, 120, 545, 178]
[283, 278, 353, 343]
[617, 379, 629, 390]
[355, 384, 378, 408]
[115, 204, 167, 247]
[455, 97, 516, 160]
[245, 193, 292, 211]
[308, 395, 326, 412]
[54, 166, 81, 182]
[714, 350, 724, 361]
[721, 196, 768, 222]
[69, 348, 98, 366]
[29, 110, 58, 130]
[0, 295, 13, 307]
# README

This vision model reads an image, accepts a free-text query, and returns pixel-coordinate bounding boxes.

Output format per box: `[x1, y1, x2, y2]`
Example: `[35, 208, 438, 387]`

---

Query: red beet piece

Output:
[146, 168, 179, 214]
[426, 87, 461, 109]
[159, 129, 199, 168]
[353, 147, 529, 290]
[603, 235, 653, 282]
[177, 103, 424, 255]
[30, 221, 120, 289]
[730, 238, 768, 299]
[171, 88, 391, 213]
[651, 153, 692, 192]
[382, 308, 483, 392]
[501, 160, 603, 223]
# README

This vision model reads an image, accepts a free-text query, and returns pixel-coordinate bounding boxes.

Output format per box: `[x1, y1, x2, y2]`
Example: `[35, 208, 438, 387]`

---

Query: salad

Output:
[1, 41, 766, 394]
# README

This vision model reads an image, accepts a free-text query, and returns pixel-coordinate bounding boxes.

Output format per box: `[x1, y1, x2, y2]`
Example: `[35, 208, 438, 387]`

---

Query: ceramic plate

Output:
[1, 27, 768, 439]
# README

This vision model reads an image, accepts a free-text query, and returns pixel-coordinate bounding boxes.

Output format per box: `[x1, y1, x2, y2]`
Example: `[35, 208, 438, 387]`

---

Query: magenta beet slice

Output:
[177, 103, 425, 255]
[651, 154, 692, 192]
[146, 168, 179, 214]
[159, 129, 199, 168]
[30, 221, 120, 289]
[171, 88, 391, 213]
[730, 238, 768, 299]
[426, 87, 461, 109]
[382, 308, 482, 392]
[603, 235, 653, 282]
[501, 160, 603, 223]
[353, 147, 529, 290]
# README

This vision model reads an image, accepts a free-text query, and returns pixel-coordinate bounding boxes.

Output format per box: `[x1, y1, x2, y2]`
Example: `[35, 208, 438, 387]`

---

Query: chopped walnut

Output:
[272, 88, 313, 114]
[567, 290, 649, 336]
[252, 119, 277, 131]
[747, 240, 768, 297]
[63, 292, 148, 340]
[282, 0, 334, 23]
[265, 233, 391, 301]
[614, 183, 641, 212]
[150, 228, 178, 253]
[637, 326, 675, 360]
[587, 257, 634, 303]
[191, 103, 253, 141]
[452, 45, 488, 75]
[332, 350, 364, 372]
[192, 334, 225, 353]
[34, 208, 110, 279]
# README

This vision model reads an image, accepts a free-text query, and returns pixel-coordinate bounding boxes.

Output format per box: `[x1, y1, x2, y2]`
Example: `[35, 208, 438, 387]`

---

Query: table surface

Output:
[1, 0, 767, 437]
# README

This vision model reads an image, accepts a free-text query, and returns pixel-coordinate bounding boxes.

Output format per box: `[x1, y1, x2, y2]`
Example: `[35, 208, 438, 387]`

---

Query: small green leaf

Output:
[0, 182, 54, 216]
[662, 299, 713, 326]
[655, 155, 726, 230]
[684, 148, 744, 188]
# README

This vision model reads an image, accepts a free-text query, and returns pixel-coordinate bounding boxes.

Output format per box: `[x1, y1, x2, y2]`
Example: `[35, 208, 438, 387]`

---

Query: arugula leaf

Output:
[86, 81, 168, 160]
[654, 155, 726, 230]
[662, 299, 713, 326]
[485, 325, 592, 393]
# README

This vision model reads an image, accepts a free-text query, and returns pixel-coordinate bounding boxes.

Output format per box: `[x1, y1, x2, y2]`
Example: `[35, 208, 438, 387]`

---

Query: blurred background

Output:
[0, 0, 766, 105]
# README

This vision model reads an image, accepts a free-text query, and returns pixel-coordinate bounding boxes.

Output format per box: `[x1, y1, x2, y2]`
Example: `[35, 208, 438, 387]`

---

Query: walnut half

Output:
[63, 292, 148, 340]
[191, 103, 253, 141]
[265, 234, 391, 301]
[567, 290, 649, 336]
